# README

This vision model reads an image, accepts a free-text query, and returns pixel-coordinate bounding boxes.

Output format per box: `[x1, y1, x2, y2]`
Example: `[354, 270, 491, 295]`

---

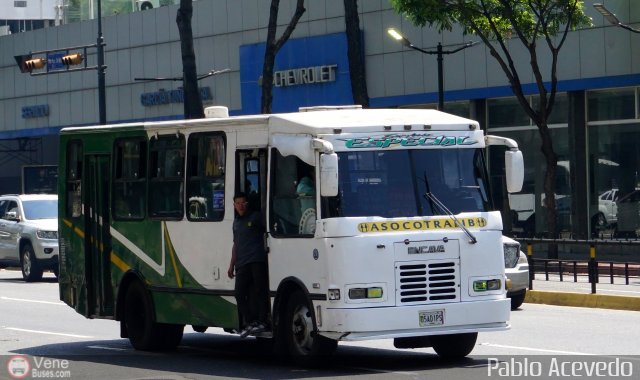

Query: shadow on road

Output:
[10, 333, 484, 379]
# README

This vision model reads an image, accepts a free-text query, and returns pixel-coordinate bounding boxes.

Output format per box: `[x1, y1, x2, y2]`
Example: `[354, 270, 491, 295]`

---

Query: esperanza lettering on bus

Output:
[357, 217, 487, 233]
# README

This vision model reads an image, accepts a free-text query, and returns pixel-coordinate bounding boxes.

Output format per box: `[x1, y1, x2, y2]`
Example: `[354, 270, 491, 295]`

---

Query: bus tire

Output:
[158, 323, 184, 349]
[124, 281, 162, 350]
[21, 243, 43, 282]
[431, 332, 477, 359]
[282, 291, 337, 359]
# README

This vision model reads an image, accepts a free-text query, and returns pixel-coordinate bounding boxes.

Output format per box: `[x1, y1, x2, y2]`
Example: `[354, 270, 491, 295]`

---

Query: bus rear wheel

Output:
[282, 291, 337, 358]
[124, 281, 183, 350]
[430, 332, 477, 359]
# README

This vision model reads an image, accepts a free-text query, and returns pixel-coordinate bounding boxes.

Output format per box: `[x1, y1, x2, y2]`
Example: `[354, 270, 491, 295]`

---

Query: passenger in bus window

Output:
[227, 192, 270, 338]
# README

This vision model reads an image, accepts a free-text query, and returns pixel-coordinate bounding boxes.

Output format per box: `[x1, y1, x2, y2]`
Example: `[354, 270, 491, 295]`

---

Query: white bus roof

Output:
[60, 107, 479, 135]
[269, 108, 478, 134]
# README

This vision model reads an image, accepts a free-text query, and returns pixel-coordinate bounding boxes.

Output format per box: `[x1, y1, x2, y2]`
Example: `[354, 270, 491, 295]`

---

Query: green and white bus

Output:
[58, 105, 524, 358]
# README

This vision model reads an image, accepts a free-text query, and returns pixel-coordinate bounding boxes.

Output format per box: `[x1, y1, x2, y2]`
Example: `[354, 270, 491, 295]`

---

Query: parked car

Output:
[616, 189, 640, 238]
[0, 194, 58, 281]
[503, 237, 529, 310]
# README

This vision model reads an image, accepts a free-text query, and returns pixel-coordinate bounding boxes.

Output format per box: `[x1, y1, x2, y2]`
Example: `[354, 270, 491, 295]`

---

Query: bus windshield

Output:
[324, 148, 491, 218]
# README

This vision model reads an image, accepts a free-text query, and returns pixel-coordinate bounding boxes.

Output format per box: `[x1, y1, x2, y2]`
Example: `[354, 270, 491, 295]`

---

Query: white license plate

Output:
[419, 310, 444, 327]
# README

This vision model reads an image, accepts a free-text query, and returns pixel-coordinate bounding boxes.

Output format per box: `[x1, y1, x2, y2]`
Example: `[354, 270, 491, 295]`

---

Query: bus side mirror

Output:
[320, 153, 339, 197]
[505, 150, 524, 193]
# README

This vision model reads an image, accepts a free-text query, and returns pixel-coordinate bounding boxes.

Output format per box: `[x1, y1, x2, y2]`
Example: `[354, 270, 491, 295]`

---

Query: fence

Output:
[516, 238, 640, 294]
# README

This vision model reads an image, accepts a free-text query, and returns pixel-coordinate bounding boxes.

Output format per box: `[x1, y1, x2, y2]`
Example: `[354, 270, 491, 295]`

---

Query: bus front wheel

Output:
[430, 332, 477, 359]
[282, 291, 337, 358]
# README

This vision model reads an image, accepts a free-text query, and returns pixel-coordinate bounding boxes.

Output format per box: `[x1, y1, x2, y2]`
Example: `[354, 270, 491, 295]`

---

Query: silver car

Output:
[503, 237, 529, 310]
[0, 194, 59, 282]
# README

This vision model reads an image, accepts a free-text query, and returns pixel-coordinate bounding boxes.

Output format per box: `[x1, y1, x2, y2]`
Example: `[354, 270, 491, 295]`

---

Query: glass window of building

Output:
[443, 101, 471, 118]
[532, 93, 569, 125]
[488, 97, 531, 128]
[588, 88, 635, 122]
[589, 121, 640, 238]
[488, 127, 571, 237]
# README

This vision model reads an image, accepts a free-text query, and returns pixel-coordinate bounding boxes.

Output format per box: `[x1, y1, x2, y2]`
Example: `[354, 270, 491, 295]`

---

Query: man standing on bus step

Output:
[228, 192, 270, 338]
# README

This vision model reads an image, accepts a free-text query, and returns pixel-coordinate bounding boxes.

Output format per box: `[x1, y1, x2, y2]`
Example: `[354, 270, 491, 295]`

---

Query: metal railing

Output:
[517, 238, 640, 294]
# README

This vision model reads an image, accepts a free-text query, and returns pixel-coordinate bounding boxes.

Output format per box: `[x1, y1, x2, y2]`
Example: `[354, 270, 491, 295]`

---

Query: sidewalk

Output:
[524, 274, 640, 311]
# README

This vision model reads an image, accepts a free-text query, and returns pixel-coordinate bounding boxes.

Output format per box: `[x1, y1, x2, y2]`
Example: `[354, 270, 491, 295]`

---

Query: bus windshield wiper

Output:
[421, 171, 477, 244]
[423, 190, 478, 245]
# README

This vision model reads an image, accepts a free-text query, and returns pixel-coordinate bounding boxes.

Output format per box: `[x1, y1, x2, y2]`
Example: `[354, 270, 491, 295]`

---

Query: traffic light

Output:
[61, 53, 83, 66]
[24, 58, 46, 72]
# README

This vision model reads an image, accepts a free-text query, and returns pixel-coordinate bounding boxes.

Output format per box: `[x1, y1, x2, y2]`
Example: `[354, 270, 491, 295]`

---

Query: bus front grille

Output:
[395, 260, 460, 305]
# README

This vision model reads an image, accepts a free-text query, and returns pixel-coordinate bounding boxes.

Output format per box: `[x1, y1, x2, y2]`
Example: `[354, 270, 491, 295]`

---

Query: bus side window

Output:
[270, 149, 316, 236]
[66, 141, 83, 218]
[149, 134, 185, 219]
[186, 133, 226, 221]
[113, 138, 146, 220]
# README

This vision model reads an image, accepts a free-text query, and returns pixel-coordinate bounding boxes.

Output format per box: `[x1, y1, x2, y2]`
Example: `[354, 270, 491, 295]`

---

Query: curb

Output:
[525, 290, 640, 312]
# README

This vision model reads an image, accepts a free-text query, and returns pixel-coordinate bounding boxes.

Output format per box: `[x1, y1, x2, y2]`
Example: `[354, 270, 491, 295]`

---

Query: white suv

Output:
[0, 194, 59, 282]
[503, 237, 529, 310]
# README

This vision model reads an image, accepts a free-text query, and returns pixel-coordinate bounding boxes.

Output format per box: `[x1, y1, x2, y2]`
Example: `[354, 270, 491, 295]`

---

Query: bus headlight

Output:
[348, 287, 383, 299]
[473, 279, 502, 292]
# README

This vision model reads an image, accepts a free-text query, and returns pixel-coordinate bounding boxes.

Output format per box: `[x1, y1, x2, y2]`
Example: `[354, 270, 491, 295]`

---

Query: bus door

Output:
[84, 155, 114, 317]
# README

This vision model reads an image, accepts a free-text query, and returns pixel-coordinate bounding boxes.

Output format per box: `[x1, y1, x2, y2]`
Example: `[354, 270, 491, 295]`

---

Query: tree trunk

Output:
[261, 0, 305, 114]
[176, 0, 204, 119]
[343, 0, 369, 108]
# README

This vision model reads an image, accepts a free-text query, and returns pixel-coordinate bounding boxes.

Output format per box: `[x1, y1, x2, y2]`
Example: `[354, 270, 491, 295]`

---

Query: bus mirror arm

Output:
[312, 138, 334, 154]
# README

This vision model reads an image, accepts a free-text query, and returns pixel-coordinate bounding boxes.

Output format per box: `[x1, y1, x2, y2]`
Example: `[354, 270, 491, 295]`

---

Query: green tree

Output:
[261, 0, 306, 114]
[391, 0, 591, 241]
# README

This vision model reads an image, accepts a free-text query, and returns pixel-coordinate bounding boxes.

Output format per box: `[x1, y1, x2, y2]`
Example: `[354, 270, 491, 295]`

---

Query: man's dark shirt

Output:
[233, 211, 266, 268]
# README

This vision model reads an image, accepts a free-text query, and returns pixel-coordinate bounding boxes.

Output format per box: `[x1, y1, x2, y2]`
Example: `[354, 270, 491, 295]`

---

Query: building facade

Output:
[0, 0, 638, 238]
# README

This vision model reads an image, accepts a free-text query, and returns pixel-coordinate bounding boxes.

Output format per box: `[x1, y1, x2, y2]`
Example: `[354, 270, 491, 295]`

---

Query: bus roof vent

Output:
[298, 105, 362, 112]
[205, 106, 229, 119]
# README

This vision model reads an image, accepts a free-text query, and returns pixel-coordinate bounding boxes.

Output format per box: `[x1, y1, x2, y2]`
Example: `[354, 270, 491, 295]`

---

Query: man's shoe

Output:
[239, 323, 255, 338]
[249, 323, 268, 335]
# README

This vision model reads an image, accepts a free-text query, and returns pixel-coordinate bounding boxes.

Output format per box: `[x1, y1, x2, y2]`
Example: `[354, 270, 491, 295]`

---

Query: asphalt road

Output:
[1, 268, 640, 380]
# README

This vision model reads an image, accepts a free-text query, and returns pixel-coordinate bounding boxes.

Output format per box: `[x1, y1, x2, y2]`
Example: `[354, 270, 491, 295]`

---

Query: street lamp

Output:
[387, 28, 477, 111]
[593, 3, 640, 34]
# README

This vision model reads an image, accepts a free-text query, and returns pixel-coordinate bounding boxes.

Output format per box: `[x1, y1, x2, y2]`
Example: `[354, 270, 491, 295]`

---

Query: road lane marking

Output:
[339, 366, 420, 376]
[4, 327, 93, 339]
[479, 342, 593, 355]
[0, 296, 65, 306]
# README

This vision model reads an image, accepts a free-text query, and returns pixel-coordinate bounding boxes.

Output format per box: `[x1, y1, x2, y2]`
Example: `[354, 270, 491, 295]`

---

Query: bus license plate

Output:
[419, 310, 444, 327]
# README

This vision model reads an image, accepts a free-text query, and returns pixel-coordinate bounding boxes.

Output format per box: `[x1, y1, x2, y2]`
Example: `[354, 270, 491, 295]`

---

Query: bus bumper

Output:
[320, 298, 510, 341]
